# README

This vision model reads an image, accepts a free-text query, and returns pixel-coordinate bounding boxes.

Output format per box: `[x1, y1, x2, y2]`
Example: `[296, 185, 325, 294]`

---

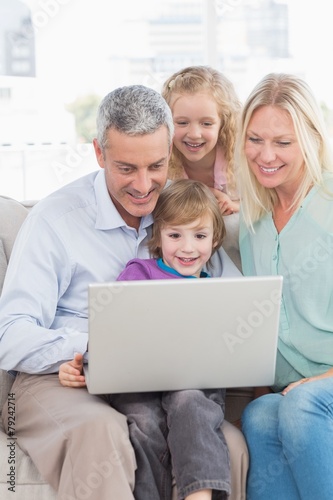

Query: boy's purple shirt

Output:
[116, 258, 209, 281]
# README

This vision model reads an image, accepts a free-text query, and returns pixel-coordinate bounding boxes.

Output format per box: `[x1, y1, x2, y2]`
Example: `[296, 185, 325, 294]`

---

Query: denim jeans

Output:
[241, 377, 333, 500]
[108, 389, 230, 500]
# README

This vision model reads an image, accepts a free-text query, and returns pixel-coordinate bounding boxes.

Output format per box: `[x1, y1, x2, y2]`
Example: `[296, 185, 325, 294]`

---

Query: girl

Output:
[162, 65, 241, 215]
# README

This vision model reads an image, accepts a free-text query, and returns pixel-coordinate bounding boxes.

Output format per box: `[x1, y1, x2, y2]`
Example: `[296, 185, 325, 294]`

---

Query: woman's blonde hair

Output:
[161, 65, 241, 196]
[237, 73, 333, 228]
[148, 179, 226, 265]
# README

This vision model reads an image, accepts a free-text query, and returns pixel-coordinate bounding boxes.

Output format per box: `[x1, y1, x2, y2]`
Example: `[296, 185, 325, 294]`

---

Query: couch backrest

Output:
[0, 196, 30, 293]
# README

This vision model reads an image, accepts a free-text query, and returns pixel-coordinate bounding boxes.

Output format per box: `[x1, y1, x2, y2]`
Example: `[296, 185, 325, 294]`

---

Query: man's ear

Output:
[93, 138, 105, 169]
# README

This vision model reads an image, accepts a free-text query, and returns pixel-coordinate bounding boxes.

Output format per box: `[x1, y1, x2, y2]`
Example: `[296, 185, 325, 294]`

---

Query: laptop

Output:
[84, 276, 283, 394]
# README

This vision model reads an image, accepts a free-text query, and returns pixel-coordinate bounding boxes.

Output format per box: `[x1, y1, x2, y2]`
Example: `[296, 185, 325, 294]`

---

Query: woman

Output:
[238, 73, 333, 499]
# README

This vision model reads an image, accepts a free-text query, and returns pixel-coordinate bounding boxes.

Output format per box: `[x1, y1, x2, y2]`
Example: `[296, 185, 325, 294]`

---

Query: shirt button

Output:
[273, 255, 277, 260]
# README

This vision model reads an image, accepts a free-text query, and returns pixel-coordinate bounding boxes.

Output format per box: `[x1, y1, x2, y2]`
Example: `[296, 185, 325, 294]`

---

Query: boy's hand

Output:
[59, 353, 86, 388]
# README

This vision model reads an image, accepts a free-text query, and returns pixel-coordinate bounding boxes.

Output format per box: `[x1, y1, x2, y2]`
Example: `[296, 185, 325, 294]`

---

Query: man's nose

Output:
[133, 171, 151, 194]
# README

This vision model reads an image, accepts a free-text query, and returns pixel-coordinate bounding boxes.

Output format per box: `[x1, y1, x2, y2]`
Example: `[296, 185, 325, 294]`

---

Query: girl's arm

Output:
[210, 187, 240, 215]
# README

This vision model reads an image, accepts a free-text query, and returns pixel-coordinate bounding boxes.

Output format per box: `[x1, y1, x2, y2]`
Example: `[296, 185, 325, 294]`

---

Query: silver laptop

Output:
[85, 276, 283, 394]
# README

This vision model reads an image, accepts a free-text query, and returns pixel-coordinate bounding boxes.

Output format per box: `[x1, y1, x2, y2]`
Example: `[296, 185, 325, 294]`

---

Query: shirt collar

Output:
[157, 258, 209, 278]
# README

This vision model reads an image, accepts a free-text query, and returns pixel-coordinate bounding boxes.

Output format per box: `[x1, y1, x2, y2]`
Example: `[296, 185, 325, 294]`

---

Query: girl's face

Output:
[244, 105, 305, 196]
[171, 92, 222, 165]
[159, 213, 217, 278]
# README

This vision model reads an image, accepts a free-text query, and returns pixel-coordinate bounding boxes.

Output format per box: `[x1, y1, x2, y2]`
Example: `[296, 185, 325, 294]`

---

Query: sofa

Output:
[0, 194, 254, 499]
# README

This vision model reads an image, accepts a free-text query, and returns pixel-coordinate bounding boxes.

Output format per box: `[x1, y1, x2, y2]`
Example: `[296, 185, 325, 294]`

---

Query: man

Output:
[0, 85, 246, 499]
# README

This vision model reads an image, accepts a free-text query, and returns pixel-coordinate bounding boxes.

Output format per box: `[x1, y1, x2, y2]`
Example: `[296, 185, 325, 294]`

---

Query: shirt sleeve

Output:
[0, 212, 88, 374]
[117, 259, 153, 281]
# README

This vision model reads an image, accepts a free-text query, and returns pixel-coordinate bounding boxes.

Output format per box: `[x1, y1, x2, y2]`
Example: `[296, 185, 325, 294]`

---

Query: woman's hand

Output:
[59, 353, 86, 388]
[210, 187, 240, 215]
[282, 367, 333, 395]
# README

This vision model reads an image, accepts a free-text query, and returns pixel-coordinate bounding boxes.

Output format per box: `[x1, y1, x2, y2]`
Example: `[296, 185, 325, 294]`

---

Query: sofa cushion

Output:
[0, 419, 56, 497]
[223, 212, 242, 271]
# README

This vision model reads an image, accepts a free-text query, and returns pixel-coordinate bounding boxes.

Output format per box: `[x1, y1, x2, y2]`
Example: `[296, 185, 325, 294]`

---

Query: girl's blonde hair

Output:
[148, 179, 226, 265]
[237, 73, 333, 229]
[161, 65, 241, 197]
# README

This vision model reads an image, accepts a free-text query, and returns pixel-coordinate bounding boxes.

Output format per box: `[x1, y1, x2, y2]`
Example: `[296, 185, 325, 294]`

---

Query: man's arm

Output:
[0, 211, 88, 374]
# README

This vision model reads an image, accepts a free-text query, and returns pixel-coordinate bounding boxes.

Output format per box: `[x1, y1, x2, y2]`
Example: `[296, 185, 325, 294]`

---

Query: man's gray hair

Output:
[96, 85, 174, 149]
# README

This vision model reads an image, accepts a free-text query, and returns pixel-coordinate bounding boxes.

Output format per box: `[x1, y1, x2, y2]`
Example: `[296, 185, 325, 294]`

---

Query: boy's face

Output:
[159, 214, 217, 278]
[93, 126, 171, 230]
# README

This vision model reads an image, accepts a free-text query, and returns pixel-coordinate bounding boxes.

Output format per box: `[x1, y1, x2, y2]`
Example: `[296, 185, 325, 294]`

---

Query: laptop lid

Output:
[85, 276, 282, 394]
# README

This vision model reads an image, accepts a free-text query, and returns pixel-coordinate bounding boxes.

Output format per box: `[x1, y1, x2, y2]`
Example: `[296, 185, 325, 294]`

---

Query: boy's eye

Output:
[169, 233, 180, 239]
[196, 234, 207, 239]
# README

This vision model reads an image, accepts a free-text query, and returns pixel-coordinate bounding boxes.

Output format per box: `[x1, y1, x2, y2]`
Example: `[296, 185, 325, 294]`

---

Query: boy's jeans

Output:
[109, 389, 230, 500]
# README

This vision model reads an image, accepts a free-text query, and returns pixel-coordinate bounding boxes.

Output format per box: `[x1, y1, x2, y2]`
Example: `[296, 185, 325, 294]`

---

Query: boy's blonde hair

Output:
[162, 65, 241, 196]
[237, 73, 333, 229]
[148, 179, 226, 264]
